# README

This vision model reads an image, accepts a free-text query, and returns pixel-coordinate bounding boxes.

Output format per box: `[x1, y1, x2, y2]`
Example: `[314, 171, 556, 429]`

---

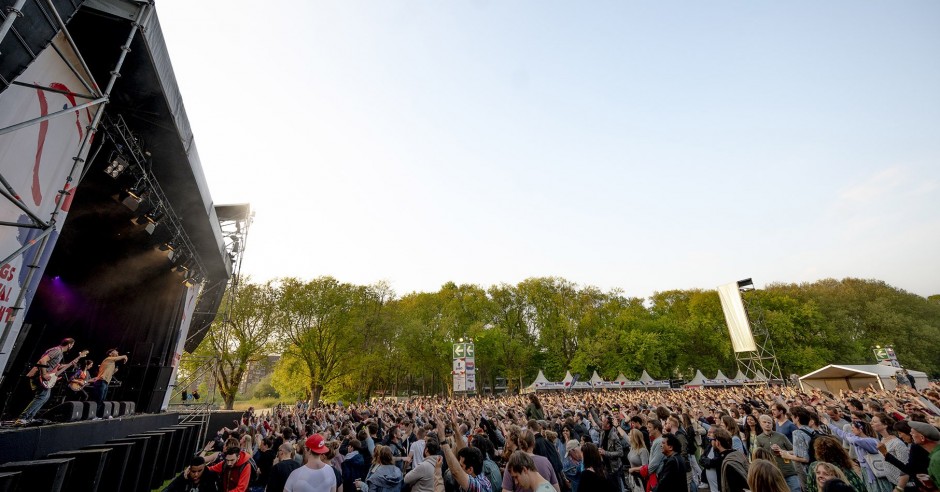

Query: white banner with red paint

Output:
[161, 283, 202, 410]
[0, 32, 97, 372]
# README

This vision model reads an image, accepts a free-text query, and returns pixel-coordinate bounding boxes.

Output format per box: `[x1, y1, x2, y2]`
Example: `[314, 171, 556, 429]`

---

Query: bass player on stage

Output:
[67, 359, 95, 401]
[91, 348, 128, 406]
[16, 337, 85, 424]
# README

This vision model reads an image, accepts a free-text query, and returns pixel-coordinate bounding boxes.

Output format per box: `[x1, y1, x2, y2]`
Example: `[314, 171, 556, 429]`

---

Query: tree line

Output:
[189, 276, 940, 409]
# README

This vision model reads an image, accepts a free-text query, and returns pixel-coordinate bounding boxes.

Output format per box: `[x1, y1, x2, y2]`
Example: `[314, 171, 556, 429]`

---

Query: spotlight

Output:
[159, 241, 177, 261]
[105, 154, 130, 178]
[141, 208, 164, 234]
[182, 269, 201, 287]
[121, 186, 143, 212]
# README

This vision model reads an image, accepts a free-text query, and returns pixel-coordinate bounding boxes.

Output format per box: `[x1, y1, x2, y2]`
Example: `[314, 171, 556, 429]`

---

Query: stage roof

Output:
[68, 0, 232, 283]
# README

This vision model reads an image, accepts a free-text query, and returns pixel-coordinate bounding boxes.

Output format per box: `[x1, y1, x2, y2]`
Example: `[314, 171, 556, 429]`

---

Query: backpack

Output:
[242, 457, 260, 485]
[797, 428, 821, 463]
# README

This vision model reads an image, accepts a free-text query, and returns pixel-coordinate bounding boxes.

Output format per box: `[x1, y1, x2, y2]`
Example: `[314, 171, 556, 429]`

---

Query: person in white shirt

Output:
[285, 434, 338, 492]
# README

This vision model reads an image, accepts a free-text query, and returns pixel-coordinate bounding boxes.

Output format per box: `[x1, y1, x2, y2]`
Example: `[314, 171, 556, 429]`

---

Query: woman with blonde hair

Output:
[627, 429, 649, 492]
[814, 462, 849, 492]
[747, 459, 790, 492]
[805, 436, 866, 492]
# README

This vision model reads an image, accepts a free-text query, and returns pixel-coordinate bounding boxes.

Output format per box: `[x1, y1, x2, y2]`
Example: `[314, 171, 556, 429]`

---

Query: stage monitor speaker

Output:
[45, 402, 84, 422]
[117, 401, 135, 416]
[81, 401, 97, 420]
[96, 401, 113, 419]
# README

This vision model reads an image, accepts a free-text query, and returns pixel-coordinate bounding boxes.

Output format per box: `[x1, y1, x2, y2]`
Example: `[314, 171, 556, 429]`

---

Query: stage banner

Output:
[0, 33, 96, 374]
[161, 283, 201, 410]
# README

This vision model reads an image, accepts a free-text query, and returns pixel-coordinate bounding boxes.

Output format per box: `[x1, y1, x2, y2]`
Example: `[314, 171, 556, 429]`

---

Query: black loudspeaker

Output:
[118, 401, 135, 416]
[81, 401, 97, 420]
[96, 401, 113, 419]
[45, 402, 84, 422]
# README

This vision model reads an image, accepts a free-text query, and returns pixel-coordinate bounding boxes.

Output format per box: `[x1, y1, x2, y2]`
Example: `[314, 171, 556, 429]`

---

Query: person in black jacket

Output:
[266, 444, 300, 492]
[530, 419, 565, 486]
[654, 434, 688, 492]
[164, 456, 220, 492]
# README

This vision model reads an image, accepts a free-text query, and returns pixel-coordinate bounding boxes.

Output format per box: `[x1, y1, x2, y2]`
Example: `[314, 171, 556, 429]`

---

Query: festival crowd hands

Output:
[176, 382, 940, 492]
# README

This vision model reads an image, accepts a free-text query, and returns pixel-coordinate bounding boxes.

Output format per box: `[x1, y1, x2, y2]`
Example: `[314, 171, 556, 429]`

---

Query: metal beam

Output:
[0, 0, 28, 55]
[0, 184, 49, 228]
[0, 97, 108, 137]
[42, 0, 101, 97]
[10, 81, 98, 100]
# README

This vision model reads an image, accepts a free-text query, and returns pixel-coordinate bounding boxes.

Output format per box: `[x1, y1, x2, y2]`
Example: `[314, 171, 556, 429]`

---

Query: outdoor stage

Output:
[0, 0, 250, 425]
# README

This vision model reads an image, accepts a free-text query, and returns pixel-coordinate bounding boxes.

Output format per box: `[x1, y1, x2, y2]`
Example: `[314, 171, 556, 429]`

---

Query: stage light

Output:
[121, 186, 144, 211]
[737, 278, 755, 292]
[141, 208, 164, 234]
[105, 154, 130, 178]
[159, 241, 177, 261]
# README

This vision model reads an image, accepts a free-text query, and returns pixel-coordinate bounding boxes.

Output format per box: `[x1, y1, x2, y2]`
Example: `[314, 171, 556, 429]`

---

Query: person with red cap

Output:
[284, 434, 338, 492]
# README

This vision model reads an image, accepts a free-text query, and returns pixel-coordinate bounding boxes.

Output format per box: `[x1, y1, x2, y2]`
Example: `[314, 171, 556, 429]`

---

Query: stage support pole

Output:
[0, 0, 27, 55]
[41, 0, 101, 96]
[0, 1, 154, 384]
[0, 97, 107, 137]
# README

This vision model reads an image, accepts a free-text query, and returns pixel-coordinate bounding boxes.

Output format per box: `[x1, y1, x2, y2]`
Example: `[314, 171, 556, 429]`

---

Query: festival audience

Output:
[158, 382, 940, 492]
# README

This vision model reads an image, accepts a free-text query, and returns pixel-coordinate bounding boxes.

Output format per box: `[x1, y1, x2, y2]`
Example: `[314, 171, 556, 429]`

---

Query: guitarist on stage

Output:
[67, 359, 95, 401]
[16, 338, 77, 424]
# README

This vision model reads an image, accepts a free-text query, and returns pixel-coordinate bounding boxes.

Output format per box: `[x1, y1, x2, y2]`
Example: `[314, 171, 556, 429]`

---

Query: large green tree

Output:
[201, 279, 280, 409]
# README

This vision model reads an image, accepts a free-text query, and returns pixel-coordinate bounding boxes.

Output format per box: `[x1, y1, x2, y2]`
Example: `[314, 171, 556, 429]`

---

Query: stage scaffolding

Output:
[0, 1, 156, 378]
[735, 283, 784, 384]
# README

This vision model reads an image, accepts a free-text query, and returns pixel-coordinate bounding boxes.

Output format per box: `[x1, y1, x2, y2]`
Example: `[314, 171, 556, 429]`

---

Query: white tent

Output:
[733, 370, 748, 381]
[523, 370, 558, 393]
[614, 373, 630, 383]
[639, 370, 655, 383]
[715, 370, 730, 381]
[685, 370, 707, 387]
[799, 364, 929, 392]
[589, 371, 606, 387]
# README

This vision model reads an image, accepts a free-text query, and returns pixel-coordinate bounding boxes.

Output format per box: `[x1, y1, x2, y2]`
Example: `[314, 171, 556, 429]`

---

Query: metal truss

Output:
[96, 113, 208, 282]
[735, 287, 784, 384]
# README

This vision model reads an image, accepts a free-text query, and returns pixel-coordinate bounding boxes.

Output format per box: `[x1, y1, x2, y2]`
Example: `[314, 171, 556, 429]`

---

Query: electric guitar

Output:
[40, 350, 89, 389]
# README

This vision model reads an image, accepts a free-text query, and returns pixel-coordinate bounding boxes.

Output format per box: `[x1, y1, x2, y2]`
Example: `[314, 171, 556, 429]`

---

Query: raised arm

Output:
[442, 443, 470, 491]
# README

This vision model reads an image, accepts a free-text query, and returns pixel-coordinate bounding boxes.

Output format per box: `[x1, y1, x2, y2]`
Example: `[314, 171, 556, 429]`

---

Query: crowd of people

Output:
[163, 382, 940, 492]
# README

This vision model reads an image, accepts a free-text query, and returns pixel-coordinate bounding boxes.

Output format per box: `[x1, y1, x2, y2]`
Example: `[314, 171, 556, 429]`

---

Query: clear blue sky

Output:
[157, 1, 940, 297]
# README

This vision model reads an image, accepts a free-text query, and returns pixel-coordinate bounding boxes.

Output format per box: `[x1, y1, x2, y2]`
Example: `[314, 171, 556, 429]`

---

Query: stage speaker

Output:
[118, 401, 135, 416]
[81, 401, 97, 420]
[45, 402, 84, 422]
[96, 401, 113, 419]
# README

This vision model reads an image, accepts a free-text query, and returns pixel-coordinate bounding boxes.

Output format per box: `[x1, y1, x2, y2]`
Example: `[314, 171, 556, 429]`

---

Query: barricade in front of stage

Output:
[0, 410, 220, 492]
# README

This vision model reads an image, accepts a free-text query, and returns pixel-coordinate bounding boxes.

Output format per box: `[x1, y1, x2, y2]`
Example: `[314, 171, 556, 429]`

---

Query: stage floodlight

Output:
[105, 154, 130, 178]
[141, 208, 164, 234]
[159, 241, 177, 261]
[120, 183, 148, 212]
[737, 278, 755, 291]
